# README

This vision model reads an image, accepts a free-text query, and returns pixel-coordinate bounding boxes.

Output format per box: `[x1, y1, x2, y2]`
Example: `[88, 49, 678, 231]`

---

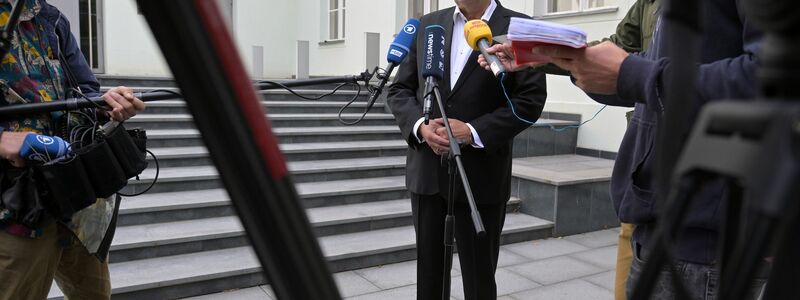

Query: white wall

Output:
[233, 0, 297, 79]
[295, 0, 397, 77]
[102, 0, 170, 77]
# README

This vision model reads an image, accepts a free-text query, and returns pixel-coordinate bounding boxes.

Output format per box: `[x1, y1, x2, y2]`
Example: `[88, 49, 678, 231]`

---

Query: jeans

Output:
[626, 241, 768, 300]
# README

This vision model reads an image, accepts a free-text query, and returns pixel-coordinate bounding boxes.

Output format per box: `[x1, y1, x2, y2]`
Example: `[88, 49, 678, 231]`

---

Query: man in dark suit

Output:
[387, 1, 546, 298]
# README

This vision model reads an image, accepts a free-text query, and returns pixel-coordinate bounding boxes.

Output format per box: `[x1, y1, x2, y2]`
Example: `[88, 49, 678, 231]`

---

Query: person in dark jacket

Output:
[0, 1, 144, 299]
[480, 0, 766, 298]
[387, 0, 547, 298]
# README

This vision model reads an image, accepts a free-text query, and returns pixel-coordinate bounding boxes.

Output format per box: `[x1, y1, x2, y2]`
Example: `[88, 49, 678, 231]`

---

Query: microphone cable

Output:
[255, 79, 373, 125]
[499, 73, 607, 132]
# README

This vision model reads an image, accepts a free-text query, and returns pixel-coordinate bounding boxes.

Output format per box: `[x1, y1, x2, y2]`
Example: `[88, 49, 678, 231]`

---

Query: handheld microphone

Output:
[364, 19, 421, 112]
[19, 134, 70, 162]
[465, 20, 506, 78]
[422, 25, 445, 125]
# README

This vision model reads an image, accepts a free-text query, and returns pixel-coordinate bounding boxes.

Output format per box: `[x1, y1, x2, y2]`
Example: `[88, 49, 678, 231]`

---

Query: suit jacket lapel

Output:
[449, 3, 509, 98]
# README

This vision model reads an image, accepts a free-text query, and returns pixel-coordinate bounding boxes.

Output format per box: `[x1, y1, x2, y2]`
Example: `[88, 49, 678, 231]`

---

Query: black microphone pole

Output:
[0, 72, 373, 120]
[364, 63, 397, 114]
[436, 83, 486, 300]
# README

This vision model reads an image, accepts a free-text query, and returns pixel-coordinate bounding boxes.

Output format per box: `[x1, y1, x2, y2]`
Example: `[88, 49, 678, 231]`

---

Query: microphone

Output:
[19, 134, 70, 162]
[422, 25, 445, 125]
[364, 19, 421, 112]
[465, 20, 506, 78]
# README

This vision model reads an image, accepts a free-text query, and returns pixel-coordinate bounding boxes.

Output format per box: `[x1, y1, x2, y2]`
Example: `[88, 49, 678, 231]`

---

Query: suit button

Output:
[447, 104, 452, 108]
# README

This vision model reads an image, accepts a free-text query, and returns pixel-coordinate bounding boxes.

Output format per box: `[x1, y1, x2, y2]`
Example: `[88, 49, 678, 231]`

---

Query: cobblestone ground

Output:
[186, 228, 620, 300]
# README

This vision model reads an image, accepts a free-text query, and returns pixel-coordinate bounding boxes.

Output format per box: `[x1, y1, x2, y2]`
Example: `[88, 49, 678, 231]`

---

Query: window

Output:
[328, 0, 346, 41]
[540, 0, 618, 15]
[79, 0, 104, 72]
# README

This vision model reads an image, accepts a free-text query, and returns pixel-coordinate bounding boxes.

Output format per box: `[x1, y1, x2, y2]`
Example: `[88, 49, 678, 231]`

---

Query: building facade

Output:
[49, 0, 638, 154]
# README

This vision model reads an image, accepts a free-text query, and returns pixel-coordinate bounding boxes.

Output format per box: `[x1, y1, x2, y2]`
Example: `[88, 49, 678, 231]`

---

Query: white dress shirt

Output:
[413, 2, 497, 148]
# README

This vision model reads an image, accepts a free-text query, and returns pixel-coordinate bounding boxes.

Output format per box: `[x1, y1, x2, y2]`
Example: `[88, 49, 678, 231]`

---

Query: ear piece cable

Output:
[499, 72, 607, 132]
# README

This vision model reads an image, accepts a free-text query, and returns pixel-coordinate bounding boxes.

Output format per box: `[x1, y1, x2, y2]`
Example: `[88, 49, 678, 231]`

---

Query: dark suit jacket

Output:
[387, 2, 547, 205]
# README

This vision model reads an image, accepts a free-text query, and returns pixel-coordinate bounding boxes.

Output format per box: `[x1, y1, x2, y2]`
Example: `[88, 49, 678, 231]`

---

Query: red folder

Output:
[511, 40, 587, 65]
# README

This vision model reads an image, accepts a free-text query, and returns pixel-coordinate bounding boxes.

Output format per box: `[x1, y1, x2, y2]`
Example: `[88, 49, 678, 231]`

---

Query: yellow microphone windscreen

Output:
[464, 20, 492, 51]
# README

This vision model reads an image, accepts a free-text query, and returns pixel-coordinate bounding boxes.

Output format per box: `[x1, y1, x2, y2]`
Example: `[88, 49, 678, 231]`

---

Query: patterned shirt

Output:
[0, 0, 115, 255]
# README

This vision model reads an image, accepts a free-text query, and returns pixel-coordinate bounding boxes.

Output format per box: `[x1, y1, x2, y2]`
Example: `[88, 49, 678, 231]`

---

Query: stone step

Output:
[109, 198, 523, 263]
[143, 100, 385, 115]
[145, 126, 402, 147]
[127, 113, 397, 129]
[121, 176, 407, 225]
[145, 140, 407, 167]
[122, 156, 406, 195]
[48, 213, 551, 300]
[511, 154, 617, 236]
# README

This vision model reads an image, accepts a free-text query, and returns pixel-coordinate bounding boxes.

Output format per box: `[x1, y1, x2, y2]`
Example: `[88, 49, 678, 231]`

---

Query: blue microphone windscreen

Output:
[20, 134, 69, 162]
[421, 25, 445, 80]
[387, 18, 420, 64]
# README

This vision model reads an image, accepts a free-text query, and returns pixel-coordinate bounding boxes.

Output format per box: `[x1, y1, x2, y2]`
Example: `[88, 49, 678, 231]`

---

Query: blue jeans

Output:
[626, 242, 768, 300]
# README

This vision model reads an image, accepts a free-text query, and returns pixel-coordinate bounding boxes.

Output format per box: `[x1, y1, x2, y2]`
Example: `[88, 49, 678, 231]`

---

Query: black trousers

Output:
[411, 193, 507, 300]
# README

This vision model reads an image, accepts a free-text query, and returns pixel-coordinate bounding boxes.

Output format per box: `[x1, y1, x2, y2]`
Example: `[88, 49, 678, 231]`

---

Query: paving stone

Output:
[564, 229, 620, 248]
[181, 286, 270, 299]
[259, 285, 275, 299]
[504, 238, 589, 261]
[495, 269, 542, 297]
[346, 284, 417, 300]
[507, 256, 604, 285]
[354, 260, 417, 290]
[509, 279, 613, 300]
[583, 270, 616, 292]
[449, 268, 539, 300]
[335, 271, 381, 298]
[497, 249, 530, 268]
[569, 246, 618, 270]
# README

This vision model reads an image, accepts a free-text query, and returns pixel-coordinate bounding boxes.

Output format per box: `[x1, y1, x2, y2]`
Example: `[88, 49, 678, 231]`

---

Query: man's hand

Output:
[533, 41, 628, 95]
[478, 43, 545, 73]
[418, 118, 450, 155]
[434, 119, 473, 145]
[0, 132, 31, 167]
[103, 86, 146, 122]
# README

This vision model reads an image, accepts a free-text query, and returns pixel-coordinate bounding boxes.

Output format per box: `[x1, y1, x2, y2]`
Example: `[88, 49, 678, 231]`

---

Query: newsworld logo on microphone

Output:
[425, 32, 434, 70]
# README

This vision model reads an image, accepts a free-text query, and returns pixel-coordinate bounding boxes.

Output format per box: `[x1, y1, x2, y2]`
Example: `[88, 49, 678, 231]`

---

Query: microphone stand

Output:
[0, 72, 373, 119]
[429, 84, 487, 300]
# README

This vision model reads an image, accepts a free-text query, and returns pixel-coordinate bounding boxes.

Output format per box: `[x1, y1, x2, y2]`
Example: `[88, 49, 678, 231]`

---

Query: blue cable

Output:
[499, 73, 607, 132]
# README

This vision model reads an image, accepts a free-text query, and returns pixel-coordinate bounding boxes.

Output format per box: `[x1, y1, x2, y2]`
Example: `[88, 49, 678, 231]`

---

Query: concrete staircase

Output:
[46, 80, 605, 299]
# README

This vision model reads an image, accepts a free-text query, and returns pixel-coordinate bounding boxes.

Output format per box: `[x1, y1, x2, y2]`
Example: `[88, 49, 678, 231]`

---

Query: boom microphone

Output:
[364, 19, 421, 113]
[422, 25, 445, 125]
[465, 20, 506, 78]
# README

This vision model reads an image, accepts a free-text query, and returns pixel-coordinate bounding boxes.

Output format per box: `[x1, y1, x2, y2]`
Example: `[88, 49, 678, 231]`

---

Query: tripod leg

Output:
[762, 217, 799, 299]
[717, 182, 745, 298]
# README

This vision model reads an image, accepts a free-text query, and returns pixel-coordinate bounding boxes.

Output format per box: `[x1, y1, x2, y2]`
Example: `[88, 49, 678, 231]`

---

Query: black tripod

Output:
[630, 0, 800, 298]
[425, 82, 487, 300]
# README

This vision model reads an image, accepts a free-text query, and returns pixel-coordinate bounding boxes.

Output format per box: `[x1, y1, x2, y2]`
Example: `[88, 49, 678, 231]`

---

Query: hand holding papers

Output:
[507, 17, 587, 65]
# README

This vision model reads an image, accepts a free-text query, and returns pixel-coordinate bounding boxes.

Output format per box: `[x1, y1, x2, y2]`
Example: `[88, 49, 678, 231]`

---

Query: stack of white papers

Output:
[507, 17, 587, 48]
